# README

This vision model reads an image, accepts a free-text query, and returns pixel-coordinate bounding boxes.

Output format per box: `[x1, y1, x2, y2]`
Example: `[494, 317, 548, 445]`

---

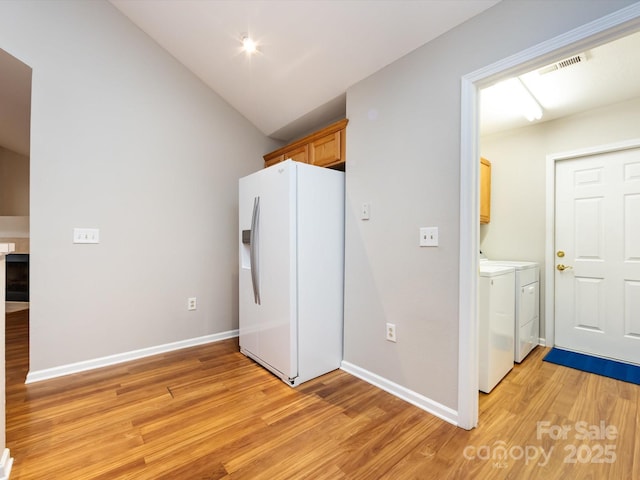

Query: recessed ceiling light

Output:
[241, 35, 258, 54]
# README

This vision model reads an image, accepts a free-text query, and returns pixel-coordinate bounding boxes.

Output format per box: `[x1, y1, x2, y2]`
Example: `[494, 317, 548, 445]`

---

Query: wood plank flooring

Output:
[5, 309, 639, 479]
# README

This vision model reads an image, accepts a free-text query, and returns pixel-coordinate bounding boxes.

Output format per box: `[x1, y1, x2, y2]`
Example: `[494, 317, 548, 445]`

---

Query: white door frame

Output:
[544, 138, 640, 350]
[457, 3, 640, 430]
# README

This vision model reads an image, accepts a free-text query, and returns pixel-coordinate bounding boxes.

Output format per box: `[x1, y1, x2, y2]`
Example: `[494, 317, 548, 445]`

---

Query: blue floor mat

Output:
[543, 348, 640, 385]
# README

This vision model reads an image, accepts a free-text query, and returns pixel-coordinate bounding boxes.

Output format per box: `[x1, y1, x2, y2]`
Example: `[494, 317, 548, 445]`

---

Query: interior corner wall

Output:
[481, 95, 640, 340]
[343, 0, 635, 412]
[0, 147, 29, 216]
[0, 1, 279, 373]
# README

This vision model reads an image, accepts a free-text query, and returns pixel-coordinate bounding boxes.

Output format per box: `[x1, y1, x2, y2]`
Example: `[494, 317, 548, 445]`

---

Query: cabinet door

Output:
[264, 153, 285, 168]
[263, 119, 348, 169]
[284, 144, 309, 164]
[309, 130, 342, 167]
[480, 157, 491, 224]
[264, 145, 308, 167]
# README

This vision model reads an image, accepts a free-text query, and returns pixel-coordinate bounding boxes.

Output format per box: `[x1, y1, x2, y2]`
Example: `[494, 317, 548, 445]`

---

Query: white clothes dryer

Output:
[479, 264, 515, 393]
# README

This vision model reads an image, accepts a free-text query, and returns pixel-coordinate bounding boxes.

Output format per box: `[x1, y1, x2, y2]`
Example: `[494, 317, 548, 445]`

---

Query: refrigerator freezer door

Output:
[239, 161, 298, 381]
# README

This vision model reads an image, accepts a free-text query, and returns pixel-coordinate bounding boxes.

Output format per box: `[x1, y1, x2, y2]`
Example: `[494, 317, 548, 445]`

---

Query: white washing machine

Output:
[481, 258, 540, 363]
[479, 264, 515, 394]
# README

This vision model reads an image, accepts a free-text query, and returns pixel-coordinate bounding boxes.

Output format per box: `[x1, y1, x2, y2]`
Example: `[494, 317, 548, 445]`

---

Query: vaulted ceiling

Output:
[109, 0, 500, 141]
[2, 2, 640, 158]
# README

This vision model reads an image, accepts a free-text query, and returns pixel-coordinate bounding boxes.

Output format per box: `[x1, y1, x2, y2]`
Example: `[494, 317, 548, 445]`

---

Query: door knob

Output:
[557, 250, 565, 258]
[557, 264, 573, 271]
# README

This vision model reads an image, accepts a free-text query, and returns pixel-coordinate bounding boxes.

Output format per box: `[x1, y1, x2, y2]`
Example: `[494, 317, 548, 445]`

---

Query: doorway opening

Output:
[457, 5, 640, 430]
[1, 47, 32, 381]
[479, 29, 640, 355]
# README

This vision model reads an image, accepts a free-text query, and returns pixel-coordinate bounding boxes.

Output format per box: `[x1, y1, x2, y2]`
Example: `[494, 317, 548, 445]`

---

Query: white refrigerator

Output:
[238, 159, 344, 386]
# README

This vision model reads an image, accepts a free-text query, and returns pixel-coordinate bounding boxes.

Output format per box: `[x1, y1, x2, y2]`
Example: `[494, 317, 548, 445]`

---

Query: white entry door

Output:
[555, 146, 640, 364]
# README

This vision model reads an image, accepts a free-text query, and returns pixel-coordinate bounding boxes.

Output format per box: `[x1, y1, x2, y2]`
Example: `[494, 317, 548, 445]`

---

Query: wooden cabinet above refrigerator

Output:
[263, 119, 348, 170]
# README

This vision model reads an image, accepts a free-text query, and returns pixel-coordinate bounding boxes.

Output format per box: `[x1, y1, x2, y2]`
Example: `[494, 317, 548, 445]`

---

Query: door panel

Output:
[574, 277, 604, 331]
[555, 147, 640, 364]
[625, 193, 640, 260]
[625, 281, 640, 337]
[574, 197, 603, 259]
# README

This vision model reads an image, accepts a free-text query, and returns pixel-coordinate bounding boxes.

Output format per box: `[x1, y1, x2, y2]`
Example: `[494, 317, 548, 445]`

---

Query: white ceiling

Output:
[109, 0, 500, 141]
[2, 2, 640, 158]
[481, 30, 640, 135]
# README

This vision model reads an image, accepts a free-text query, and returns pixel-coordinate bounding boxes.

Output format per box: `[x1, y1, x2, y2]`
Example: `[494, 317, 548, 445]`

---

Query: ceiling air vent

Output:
[538, 53, 587, 75]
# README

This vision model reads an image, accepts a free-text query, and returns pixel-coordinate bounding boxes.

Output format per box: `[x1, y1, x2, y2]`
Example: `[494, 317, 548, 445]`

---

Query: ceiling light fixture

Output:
[482, 77, 543, 122]
[241, 35, 258, 54]
[514, 79, 543, 121]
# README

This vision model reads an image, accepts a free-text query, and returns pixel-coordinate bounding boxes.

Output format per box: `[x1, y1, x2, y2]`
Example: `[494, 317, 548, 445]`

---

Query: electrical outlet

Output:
[187, 297, 197, 311]
[386, 323, 397, 342]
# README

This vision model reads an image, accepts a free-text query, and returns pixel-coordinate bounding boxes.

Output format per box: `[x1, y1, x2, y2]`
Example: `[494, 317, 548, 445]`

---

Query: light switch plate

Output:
[361, 203, 370, 220]
[420, 227, 438, 247]
[73, 228, 100, 244]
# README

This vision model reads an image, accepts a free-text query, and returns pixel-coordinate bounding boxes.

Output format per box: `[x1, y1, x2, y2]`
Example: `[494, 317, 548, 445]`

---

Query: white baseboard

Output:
[340, 361, 459, 427]
[25, 330, 239, 384]
[0, 448, 13, 480]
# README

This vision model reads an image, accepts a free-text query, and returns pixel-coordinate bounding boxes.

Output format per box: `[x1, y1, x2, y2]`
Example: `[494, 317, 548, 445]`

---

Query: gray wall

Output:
[344, 0, 636, 411]
[0, 0, 279, 376]
[481, 96, 640, 339]
[0, 147, 29, 216]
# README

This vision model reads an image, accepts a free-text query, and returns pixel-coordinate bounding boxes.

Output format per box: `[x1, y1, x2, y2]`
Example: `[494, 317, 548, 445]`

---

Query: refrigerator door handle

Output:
[250, 196, 261, 305]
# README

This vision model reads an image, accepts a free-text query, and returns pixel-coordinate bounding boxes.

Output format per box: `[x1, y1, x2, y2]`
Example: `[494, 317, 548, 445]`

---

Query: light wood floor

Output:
[5, 309, 639, 479]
